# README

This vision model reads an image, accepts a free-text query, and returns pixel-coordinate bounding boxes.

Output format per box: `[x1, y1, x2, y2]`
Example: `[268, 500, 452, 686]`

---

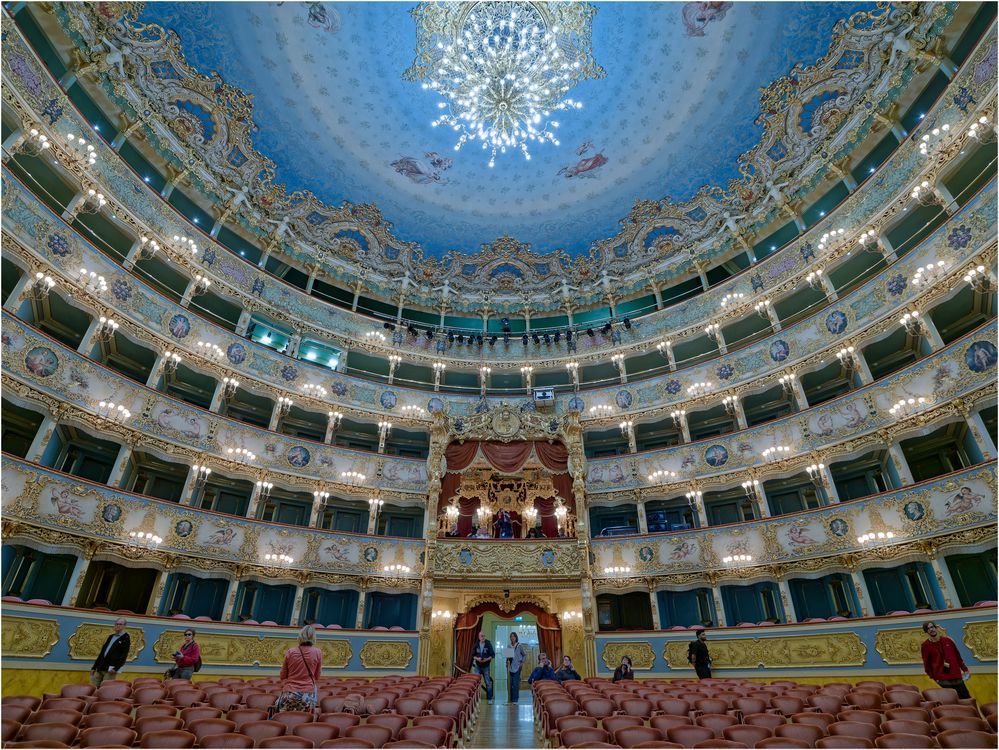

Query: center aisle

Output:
[468, 697, 542, 748]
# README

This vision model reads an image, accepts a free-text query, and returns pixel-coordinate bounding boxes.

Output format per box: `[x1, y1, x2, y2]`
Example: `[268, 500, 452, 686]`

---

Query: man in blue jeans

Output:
[472, 631, 495, 703]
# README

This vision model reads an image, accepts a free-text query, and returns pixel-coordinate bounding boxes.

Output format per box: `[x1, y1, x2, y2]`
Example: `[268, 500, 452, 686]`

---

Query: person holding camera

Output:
[167, 628, 201, 680]
[612, 655, 634, 682]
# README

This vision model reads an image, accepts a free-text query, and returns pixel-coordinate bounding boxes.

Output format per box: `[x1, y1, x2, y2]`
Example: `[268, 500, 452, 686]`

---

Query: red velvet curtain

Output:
[455, 612, 483, 673]
[534, 441, 568, 471]
[537, 610, 564, 665]
[479, 442, 534, 472]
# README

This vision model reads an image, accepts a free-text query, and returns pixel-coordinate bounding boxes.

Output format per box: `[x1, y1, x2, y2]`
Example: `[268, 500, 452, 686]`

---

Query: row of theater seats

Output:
[1, 673, 482, 748]
[533, 676, 998, 749]
[0, 600, 411, 630]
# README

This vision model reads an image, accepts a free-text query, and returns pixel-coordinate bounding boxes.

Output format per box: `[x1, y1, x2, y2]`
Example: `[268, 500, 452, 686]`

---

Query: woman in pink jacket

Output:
[276, 625, 323, 712]
[170, 628, 201, 680]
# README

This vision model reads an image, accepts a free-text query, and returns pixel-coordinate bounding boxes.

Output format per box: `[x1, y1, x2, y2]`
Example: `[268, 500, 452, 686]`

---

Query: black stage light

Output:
[489, 335, 497, 346]
[532, 334, 541, 345]
[383, 322, 395, 331]
[554, 331, 561, 343]
[522, 334, 529, 345]
[501, 317, 511, 333]
[566, 330, 573, 342]
[602, 322, 612, 334]
[503, 333, 510, 344]
[476, 335, 483, 346]
[457, 334, 464, 344]
[586, 328, 595, 337]
[408, 325, 418, 337]
[425, 329, 434, 340]
[447, 332, 455, 343]
[543, 333, 551, 345]
[623, 318, 632, 329]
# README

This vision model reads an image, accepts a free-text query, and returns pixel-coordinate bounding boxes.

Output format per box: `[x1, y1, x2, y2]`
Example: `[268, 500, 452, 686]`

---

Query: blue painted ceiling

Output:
[138, 2, 876, 256]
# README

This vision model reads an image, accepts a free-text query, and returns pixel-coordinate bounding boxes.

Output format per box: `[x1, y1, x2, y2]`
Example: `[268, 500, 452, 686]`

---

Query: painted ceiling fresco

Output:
[136, 1, 876, 256]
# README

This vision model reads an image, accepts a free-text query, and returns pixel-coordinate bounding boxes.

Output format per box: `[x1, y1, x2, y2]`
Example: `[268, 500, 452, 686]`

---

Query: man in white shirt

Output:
[90, 618, 132, 687]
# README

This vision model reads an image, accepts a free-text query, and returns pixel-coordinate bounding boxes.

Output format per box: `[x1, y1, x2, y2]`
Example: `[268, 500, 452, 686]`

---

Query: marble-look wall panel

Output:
[2, 166, 994, 426]
[590, 464, 997, 578]
[0, 603, 418, 674]
[593, 607, 997, 677]
[2, 312, 429, 495]
[586, 319, 998, 493]
[1, 18, 994, 365]
[1, 456, 425, 578]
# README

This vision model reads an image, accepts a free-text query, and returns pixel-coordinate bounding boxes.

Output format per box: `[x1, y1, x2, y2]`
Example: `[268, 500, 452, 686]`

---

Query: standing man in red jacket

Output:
[921, 621, 971, 699]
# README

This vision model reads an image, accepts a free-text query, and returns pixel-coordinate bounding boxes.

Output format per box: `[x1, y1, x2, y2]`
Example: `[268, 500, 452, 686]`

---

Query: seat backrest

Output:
[19, 722, 79, 744]
[756, 738, 811, 749]
[226, 708, 270, 730]
[650, 715, 694, 732]
[771, 697, 805, 716]
[722, 724, 772, 745]
[666, 724, 715, 746]
[883, 691, 921, 708]
[207, 692, 241, 711]
[845, 693, 882, 710]
[345, 723, 393, 747]
[828, 721, 879, 741]
[694, 698, 728, 715]
[0, 718, 21, 743]
[246, 694, 280, 711]
[393, 698, 428, 717]
[135, 715, 184, 737]
[742, 713, 785, 732]
[199, 732, 256, 748]
[875, 733, 935, 748]
[132, 687, 168, 705]
[775, 722, 824, 744]
[319, 713, 361, 733]
[171, 690, 206, 708]
[88, 701, 132, 715]
[368, 714, 408, 738]
[293, 723, 339, 743]
[319, 739, 376, 749]
[27, 709, 83, 726]
[399, 725, 448, 747]
[240, 720, 288, 742]
[188, 718, 237, 741]
[3, 706, 32, 724]
[696, 713, 739, 735]
[94, 682, 132, 701]
[620, 698, 655, 718]
[81, 712, 133, 729]
[884, 708, 930, 723]
[273, 711, 315, 728]
[59, 684, 95, 700]
[734, 698, 768, 714]
[932, 705, 981, 720]
[936, 730, 999, 749]
[580, 697, 617, 719]
[135, 705, 178, 721]
[3, 697, 41, 712]
[656, 698, 692, 717]
[179, 707, 222, 726]
[808, 694, 845, 714]
[614, 725, 663, 748]
[815, 737, 874, 748]
[139, 729, 197, 748]
[77, 726, 137, 747]
[693, 740, 749, 749]
[791, 712, 835, 729]
[258, 736, 314, 748]
[921, 688, 959, 705]
[934, 716, 991, 733]
[881, 720, 931, 736]
[560, 726, 612, 746]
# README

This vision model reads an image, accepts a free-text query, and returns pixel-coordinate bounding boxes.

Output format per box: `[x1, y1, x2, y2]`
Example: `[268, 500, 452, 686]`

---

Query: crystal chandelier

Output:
[413, 2, 601, 167]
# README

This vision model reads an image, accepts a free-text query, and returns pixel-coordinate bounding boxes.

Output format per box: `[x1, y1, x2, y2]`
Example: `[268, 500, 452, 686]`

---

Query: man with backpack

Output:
[688, 629, 712, 679]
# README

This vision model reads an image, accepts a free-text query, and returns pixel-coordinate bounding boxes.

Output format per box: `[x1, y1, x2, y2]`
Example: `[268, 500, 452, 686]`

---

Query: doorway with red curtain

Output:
[453, 600, 564, 676]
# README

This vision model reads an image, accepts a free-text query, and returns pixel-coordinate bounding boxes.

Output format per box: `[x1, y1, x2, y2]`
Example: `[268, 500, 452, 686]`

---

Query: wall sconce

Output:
[656, 340, 671, 357]
[806, 269, 825, 290]
[227, 447, 256, 463]
[191, 274, 211, 296]
[857, 531, 896, 546]
[912, 260, 947, 288]
[191, 464, 212, 487]
[603, 566, 632, 575]
[161, 350, 182, 374]
[479, 366, 491, 394]
[722, 554, 752, 564]
[561, 610, 582, 622]
[127, 531, 162, 548]
[170, 234, 198, 256]
[520, 365, 534, 393]
[910, 180, 940, 207]
[741, 479, 760, 499]
[77, 268, 108, 295]
[899, 311, 925, 335]
[365, 331, 386, 343]
[445, 502, 460, 524]
[400, 404, 425, 416]
[328, 411, 343, 430]
[138, 236, 160, 259]
[313, 490, 330, 506]
[432, 361, 446, 390]
[648, 469, 678, 484]
[196, 341, 225, 361]
[255, 480, 274, 500]
[27, 272, 56, 300]
[277, 396, 294, 416]
[963, 264, 993, 292]
[589, 405, 614, 418]
[302, 383, 327, 398]
[817, 228, 845, 253]
[720, 292, 745, 309]
[619, 420, 634, 438]
[432, 609, 453, 620]
[778, 372, 796, 395]
[836, 346, 859, 370]
[888, 397, 928, 418]
[215, 376, 238, 399]
[96, 316, 120, 341]
[762, 445, 791, 461]
[522, 505, 538, 528]
[918, 123, 951, 157]
[685, 490, 702, 509]
[340, 471, 366, 485]
[97, 400, 131, 423]
[22, 127, 50, 155]
[965, 116, 995, 143]
[722, 394, 739, 416]
[264, 553, 294, 565]
[806, 463, 827, 485]
[65, 133, 97, 166]
[704, 323, 721, 340]
[566, 361, 579, 390]
[670, 409, 686, 428]
[857, 229, 879, 252]
[755, 299, 772, 319]
[383, 564, 411, 574]
[687, 381, 712, 398]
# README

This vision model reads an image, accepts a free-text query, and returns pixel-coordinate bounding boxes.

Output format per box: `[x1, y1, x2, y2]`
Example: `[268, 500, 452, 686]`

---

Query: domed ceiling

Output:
[137, 1, 876, 256]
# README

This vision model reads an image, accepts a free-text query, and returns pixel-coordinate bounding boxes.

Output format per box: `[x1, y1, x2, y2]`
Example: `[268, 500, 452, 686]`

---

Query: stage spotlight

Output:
[383, 322, 396, 331]
[503, 333, 510, 344]
[554, 331, 561, 343]
[501, 317, 511, 332]
[532, 334, 541, 345]
[457, 334, 464, 344]
[566, 330, 573, 342]
[602, 322, 612, 334]
[543, 333, 551, 345]
[408, 325, 418, 337]
[476, 335, 483, 346]
[623, 318, 632, 329]
[425, 329, 434, 340]
[447, 332, 455, 343]
[522, 334, 529, 345]
[489, 335, 497, 346]
[586, 328, 595, 338]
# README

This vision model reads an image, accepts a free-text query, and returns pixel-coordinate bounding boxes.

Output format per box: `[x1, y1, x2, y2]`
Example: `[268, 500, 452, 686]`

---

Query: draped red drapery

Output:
[438, 440, 574, 537]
